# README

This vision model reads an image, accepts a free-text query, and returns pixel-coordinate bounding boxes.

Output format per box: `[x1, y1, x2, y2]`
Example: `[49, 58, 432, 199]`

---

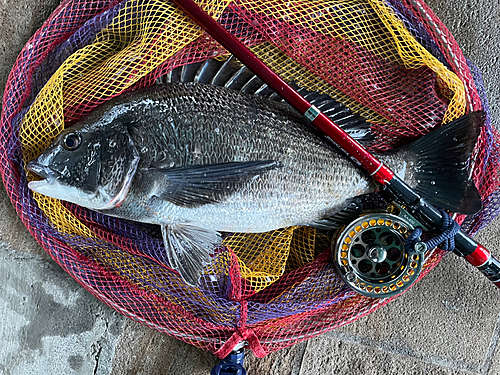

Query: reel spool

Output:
[333, 212, 426, 298]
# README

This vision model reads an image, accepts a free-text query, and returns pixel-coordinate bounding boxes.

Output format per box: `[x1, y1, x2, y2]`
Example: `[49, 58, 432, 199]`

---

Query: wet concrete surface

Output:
[1, 1, 499, 374]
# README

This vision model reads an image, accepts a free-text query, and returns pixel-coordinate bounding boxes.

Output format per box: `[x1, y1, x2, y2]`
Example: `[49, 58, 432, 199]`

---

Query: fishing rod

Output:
[170, 0, 500, 292]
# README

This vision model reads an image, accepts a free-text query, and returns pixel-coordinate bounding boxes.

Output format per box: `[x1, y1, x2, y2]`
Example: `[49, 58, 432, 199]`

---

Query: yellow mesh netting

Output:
[241, 0, 464, 122]
[20, 0, 466, 290]
[223, 226, 323, 293]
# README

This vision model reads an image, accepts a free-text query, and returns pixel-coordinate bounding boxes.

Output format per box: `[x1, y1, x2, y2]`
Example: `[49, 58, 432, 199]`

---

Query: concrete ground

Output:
[1, 1, 499, 374]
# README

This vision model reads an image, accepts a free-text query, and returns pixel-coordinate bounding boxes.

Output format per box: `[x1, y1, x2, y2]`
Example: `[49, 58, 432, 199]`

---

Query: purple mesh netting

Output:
[461, 59, 499, 235]
[384, 0, 450, 68]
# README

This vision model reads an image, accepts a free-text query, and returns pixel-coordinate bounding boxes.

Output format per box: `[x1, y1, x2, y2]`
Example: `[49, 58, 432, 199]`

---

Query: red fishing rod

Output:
[170, 0, 500, 289]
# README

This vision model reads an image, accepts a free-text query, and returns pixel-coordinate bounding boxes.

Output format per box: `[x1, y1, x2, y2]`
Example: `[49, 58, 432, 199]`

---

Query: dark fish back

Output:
[124, 83, 342, 173]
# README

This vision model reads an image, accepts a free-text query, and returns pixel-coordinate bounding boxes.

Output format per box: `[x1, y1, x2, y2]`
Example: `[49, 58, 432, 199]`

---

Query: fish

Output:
[27, 57, 483, 286]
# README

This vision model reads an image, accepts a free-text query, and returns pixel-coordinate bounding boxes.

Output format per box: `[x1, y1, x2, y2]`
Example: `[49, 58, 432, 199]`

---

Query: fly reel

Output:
[333, 211, 426, 298]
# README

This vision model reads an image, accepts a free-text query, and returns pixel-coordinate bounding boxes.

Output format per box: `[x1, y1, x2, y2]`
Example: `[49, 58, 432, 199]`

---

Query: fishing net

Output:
[1, 0, 498, 358]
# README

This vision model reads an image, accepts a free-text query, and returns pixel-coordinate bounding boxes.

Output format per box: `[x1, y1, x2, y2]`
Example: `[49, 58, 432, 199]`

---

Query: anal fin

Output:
[310, 198, 364, 230]
[161, 223, 221, 286]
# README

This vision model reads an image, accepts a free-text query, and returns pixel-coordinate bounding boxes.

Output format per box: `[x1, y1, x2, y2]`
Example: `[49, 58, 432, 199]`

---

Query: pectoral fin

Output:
[161, 223, 221, 286]
[148, 160, 279, 208]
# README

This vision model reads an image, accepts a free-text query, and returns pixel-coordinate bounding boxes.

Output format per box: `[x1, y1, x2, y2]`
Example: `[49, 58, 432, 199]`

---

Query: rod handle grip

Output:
[464, 244, 500, 288]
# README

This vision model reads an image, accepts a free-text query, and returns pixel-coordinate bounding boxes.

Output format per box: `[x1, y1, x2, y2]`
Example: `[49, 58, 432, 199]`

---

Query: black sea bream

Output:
[27, 59, 483, 285]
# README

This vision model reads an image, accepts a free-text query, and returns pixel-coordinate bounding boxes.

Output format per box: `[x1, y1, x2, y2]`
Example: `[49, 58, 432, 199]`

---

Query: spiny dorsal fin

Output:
[157, 56, 374, 144]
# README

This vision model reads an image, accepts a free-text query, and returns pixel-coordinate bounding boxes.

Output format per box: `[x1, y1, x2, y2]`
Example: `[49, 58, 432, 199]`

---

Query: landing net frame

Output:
[1, 0, 498, 358]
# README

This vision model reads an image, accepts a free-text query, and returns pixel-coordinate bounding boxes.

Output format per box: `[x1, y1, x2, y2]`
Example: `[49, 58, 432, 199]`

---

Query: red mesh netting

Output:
[1, 0, 499, 358]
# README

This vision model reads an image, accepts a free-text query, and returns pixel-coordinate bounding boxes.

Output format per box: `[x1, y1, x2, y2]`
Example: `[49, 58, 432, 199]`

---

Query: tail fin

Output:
[408, 111, 484, 215]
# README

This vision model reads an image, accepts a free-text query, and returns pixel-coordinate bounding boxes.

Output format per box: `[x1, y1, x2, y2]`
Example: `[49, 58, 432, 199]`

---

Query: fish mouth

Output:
[27, 161, 59, 185]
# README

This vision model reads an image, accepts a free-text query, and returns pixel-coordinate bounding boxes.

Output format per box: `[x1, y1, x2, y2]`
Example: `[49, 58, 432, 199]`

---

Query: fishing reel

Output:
[333, 205, 427, 298]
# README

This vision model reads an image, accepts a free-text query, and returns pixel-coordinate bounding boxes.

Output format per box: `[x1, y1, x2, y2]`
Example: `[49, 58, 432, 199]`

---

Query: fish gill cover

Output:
[1, 0, 499, 358]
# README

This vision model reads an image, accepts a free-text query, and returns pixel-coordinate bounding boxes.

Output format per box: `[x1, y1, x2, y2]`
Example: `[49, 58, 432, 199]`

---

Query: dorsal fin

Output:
[157, 56, 374, 144]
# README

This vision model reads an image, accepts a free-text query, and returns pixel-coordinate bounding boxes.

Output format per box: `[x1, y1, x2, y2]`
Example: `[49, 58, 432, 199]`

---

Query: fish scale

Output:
[108, 83, 377, 231]
[28, 78, 481, 286]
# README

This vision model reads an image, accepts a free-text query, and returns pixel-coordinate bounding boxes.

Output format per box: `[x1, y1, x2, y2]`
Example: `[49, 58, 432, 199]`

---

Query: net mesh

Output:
[1, 0, 498, 358]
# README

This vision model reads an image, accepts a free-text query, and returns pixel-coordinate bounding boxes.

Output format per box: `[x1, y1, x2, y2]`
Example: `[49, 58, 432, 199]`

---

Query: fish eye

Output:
[62, 133, 81, 151]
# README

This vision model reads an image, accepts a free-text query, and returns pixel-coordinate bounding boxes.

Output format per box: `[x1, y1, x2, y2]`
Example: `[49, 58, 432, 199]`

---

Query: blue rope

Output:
[405, 227, 423, 253]
[405, 209, 461, 252]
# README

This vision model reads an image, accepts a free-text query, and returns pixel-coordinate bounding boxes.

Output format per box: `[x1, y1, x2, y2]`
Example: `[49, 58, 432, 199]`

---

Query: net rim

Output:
[0, 0, 495, 358]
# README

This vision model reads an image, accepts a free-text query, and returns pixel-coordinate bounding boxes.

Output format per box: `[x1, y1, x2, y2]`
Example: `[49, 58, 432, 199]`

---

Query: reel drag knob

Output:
[333, 213, 426, 298]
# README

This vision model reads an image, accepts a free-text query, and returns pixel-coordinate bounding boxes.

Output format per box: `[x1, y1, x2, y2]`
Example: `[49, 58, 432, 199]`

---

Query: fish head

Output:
[27, 121, 140, 211]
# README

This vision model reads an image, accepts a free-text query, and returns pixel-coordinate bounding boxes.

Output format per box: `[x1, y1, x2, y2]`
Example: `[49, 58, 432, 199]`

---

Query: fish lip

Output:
[27, 161, 59, 184]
